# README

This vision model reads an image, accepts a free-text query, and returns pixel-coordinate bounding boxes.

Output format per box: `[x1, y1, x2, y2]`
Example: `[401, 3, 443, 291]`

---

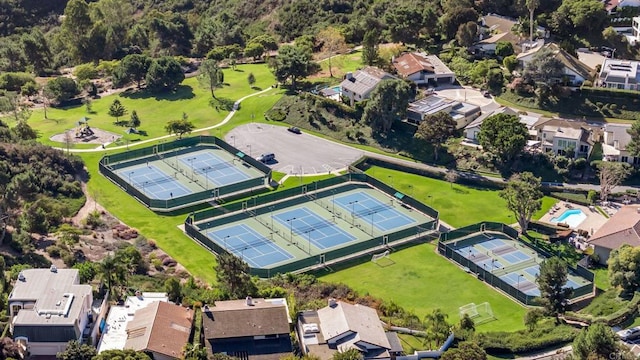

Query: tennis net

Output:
[352, 202, 393, 218]
[132, 175, 175, 188]
[193, 160, 235, 175]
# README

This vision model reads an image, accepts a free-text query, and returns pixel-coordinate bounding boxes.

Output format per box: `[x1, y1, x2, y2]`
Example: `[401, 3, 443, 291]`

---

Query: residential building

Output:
[603, 123, 638, 164]
[478, 14, 547, 51]
[533, 118, 594, 158]
[125, 301, 193, 360]
[464, 107, 519, 141]
[597, 58, 640, 91]
[97, 292, 169, 353]
[407, 95, 481, 129]
[339, 67, 397, 106]
[298, 299, 403, 360]
[604, 0, 640, 15]
[473, 32, 509, 56]
[633, 16, 640, 44]
[588, 206, 640, 264]
[517, 43, 593, 86]
[202, 297, 293, 360]
[392, 52, 456, 85]
[9, 267, 100, 356]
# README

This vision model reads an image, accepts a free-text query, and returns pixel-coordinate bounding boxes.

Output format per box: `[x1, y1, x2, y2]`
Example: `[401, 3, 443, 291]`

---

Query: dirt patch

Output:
[49, 127, 122, 146]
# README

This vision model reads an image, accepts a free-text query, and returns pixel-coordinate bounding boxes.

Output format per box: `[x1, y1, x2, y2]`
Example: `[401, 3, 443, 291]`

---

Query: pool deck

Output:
[539, 201, 609, 235]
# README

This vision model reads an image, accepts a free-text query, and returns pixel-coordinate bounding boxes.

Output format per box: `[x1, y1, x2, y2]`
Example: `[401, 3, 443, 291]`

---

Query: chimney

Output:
[135, 290, 142, 299]
[345, 72, 353, 80]
[246, 296, 253, 306]
[50, 265, 57, 273]
[328, 298, 337, 308]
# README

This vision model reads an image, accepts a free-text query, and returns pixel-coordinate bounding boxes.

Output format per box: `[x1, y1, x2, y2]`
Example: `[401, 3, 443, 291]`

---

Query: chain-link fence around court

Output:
[99, 136, 271, 212]
[185, 172, 440, 277]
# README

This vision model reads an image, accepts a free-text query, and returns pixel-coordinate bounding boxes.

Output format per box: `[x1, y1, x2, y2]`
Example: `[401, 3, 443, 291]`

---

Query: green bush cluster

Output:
[476, 324, 578, 354]
[564, 292, 640, 327]
[0, 72, 35, 91]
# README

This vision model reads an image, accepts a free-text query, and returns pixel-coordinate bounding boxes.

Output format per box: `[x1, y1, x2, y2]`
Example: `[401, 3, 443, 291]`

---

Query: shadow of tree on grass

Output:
[120, 85, 196, 101]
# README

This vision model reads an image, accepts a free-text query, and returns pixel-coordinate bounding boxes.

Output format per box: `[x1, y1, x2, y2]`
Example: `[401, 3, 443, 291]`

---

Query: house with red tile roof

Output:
[392, 52, 455, 86]
[588, 206, 640, 264]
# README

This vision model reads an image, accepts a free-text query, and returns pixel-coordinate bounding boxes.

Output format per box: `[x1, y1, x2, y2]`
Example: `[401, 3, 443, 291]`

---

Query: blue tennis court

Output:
[178, 151, 250, 187]
[477, 258, 504, 269]
[116, 165, 192, 200]
[481, 238, 507, 249]
[502, 250, 532, 264]
[500, 273, 539, 296]
[273, 207, 356, 249]
[333, 192, 416, 232]
[205, 224, 293, 268]
[455, 245, 482, 257]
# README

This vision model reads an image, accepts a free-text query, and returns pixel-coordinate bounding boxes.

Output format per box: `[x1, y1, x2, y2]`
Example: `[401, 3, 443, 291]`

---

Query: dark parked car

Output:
[287, 127, 301, 134]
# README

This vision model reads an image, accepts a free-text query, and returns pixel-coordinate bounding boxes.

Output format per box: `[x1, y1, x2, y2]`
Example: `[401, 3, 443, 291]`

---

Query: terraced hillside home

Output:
[9, 267, 103, 356]
[533, 118, 594, 158]
[297, 299, 403, 360]
[392, 52, 456, 85]
[202, 297, 292, 360]
[477, 14, 548, 52]
[588, 206, 640, 264]
[464, 107, 540, 143]
[339, 67, 398, 106]
[407, 95, 481, 129]
[597, 58, 640, 90]
[603, 123, 638, 164]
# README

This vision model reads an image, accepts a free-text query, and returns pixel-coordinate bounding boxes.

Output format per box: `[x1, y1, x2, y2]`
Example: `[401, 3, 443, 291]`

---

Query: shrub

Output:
[46, 245, 62, 258]
[83, 211, 104, 229]
[74, 63, 99, 81]
[475, 324, 578, 353]
[268, 109, 287, 121]
[0, 72, 35, 91]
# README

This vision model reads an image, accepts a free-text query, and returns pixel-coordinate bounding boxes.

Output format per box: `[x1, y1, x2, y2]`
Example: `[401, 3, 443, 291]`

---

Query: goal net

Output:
[371, 250, 390, 262]
[459, 302, 495, 325]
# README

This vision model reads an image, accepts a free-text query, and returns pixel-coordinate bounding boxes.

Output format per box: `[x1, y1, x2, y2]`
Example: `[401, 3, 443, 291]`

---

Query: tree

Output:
[198, 59, 223, 99]
[385, 4, 436, 45]
[183, 343, 208, 360]
[526, 0, 540, 42]
[414, 112, 457, 161]
[0, 337, 22, 360]
[478, 113, 528, 162]
[524, 308, 544, 331]
[118, 54, 152, 88]
[456, 22, 478, 48]
[523, 47, 564, 86]
[332, 348, 363, 360]
[73, 262, 97, 283]
[247, 73, 256, 88]
[503, 55, 518, 73]
[536, 257, 572, 319]
[214, 252, 257, 299]
[21, 28, 52, 75]
[165, 277, 182, 303]
[495, 41, 514, 57]
[423, 309, 450, 349]
[441, 6, 480, 39]
[572, 323, 630, 360]
[362, 79, 411, 133]
[271, 45, 315, 89]
[616, 117, 640, 149]
[108, 99, 127, 123]
[362, 30, 380, 66]
[56, 340, 97, 360]
[0, 91, 31, 124]
[445, 170, 459, 189]
[608, 244, 640, 294]
[129, 110, 141, 128]
[93, 349, 151, 360]
[165, 118, 195, 139]
[244, 42, 265, 60]
[440, 342, 487, 360]
[317, 27, 348, 78]
[59, 0, 93, 63]
[145, 56, 185, 93]
[99, 255, 126, 300]
[44, 77, 79, 104]
[551, 0, 607, 36]
[500, 172, 542, 233]
[593, 161, 631, 202]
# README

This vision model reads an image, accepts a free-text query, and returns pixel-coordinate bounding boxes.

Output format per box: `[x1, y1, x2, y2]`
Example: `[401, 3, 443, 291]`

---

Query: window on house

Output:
[558, 139, 567, 148]
[622, 156, 629, 163]
[580, 145, 588, 152]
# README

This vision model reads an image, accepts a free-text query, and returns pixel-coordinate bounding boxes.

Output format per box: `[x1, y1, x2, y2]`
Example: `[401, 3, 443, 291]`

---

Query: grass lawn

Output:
[397, 333, 425, 353]
[29, 64, 276, 147]
[319, 242, 527, 332]
[593, 267, 610, 291]
[579, 288, 626, 317]
[365, 166, 557, 228]
[316, 50, 363, 80]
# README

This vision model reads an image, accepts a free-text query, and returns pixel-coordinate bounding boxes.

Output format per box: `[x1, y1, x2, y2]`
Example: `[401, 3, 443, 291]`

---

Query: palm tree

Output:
[423, 309, 450, 349]
[100, 255, 126, 300]
[526, 0, 540, 42]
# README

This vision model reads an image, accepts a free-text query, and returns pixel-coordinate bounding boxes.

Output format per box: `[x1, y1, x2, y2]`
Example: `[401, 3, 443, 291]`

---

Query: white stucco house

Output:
[603, 123, 639, 164]
[407, 95, 481, 129]
[533, 118, 594, 158]
[517, 43, 593, 86]
[339, 67, 397, 106]
[597, 58, 640, 91]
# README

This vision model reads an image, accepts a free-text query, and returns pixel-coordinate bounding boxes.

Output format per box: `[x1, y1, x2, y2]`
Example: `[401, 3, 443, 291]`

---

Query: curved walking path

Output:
[56, 87, 275, 153]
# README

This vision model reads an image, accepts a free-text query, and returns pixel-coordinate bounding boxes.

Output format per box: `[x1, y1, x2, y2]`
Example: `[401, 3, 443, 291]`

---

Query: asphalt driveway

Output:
[225, 123, 364, 175]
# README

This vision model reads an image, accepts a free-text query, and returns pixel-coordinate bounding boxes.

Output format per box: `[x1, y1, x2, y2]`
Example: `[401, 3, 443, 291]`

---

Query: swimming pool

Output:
[550, 209, 586, 228]
[332, 86, 341, 93]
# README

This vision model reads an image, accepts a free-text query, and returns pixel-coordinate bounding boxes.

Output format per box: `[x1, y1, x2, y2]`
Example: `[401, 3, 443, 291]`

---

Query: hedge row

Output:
[549, 192, 591, 206]
[580, 86, 640, 100]
[563, 292, 640, 327]
[476, 324, 578, 354]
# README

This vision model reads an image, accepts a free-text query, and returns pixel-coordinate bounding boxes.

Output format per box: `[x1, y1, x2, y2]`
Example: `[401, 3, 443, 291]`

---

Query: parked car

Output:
[617, 326, 640, 341]
[257, 153, 275, 163]
[287, 127, 301, 134]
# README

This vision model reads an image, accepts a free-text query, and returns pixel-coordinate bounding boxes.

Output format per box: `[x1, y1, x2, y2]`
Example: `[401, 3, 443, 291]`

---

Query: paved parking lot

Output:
[225, 123, 364, 175]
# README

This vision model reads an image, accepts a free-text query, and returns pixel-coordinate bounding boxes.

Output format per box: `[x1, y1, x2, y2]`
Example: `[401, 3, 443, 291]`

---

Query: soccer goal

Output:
[459, 302, 496, 325]
[371, 250, 394, 267]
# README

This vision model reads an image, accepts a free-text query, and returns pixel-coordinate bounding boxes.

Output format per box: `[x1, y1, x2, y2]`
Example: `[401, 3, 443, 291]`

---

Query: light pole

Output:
[370, 211, 375, 235]
[248, 144, 252, 157]
[187, 157, 196, 179]
[348, 200, 359, 225]
[331, 190, 336, 214]
[269, 206, 275, 229]
[128, 171, 134, 185]
[230, 135, 236, 147]
[305, 229, 314, 254]
[223, 235, 230, 250]
[287, 217, 297, 240]
[388, 175, 393, 188]
[202, 167, 212, 189]
[142, 181, 148, 194]
[517, 274, 524, 290]
[408, 184, 413, 198]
